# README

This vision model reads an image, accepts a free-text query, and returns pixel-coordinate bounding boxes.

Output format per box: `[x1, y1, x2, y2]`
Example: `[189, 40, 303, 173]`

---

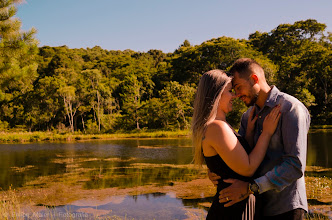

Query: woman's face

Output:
[218, 82, 236, 114]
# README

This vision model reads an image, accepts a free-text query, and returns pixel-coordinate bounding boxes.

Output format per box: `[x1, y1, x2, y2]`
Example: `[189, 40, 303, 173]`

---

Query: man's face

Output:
[232, 72, 258, 107]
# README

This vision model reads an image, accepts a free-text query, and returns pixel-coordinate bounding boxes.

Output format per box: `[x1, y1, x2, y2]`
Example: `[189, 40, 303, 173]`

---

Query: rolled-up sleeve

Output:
[255, 103, 310, 193]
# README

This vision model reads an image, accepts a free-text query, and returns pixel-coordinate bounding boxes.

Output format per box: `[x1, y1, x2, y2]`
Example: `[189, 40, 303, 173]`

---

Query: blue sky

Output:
[17, 0, 332, 53]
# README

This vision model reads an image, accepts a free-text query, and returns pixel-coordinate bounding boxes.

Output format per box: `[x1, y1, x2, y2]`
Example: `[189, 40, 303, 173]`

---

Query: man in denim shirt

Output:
[211, 58, 310, 219]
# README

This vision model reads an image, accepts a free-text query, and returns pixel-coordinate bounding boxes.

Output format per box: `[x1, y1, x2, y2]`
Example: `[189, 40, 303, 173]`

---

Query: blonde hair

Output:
[191, 69, 231, 165]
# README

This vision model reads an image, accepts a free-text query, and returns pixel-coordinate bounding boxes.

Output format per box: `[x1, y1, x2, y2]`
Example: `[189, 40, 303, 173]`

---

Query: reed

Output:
[0, 186, 23, 220]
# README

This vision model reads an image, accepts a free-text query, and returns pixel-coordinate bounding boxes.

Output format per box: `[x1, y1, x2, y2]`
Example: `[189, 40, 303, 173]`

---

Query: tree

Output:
[0, 0, 38, 127]
[23, 76, 63, 131]
[55, 68, 82, 133]
[139, 98, 164, 129]
[159, 81, 195, 130]
[248, 20, 325, 101]
[81, 69, 103, 131]
[119, 74, 143, 130]
[170, 37, 276, 85]
[300, 45, 332, 124]
[249, 19, 331, 123]
[1, 16, 329, 131]
[58, 85, 78, 133]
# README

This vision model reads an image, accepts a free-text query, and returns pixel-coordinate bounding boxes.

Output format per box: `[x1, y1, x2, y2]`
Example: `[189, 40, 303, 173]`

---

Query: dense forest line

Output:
[0, 2, 331, 133]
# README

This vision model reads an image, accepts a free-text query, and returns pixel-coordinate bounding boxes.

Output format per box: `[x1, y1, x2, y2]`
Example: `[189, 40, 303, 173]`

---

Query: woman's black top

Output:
[203, 132, 258, 220]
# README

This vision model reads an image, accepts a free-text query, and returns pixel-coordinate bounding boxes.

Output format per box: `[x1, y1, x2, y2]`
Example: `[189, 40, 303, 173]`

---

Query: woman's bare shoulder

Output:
[206, 120, 232, 138]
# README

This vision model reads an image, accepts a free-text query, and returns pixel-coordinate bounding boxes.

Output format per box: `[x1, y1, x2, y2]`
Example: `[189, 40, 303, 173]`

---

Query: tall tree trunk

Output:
[63, 97, 74, 133]
[74, 115, 78, 131]
[135, 95, 140, 130]
[97, 90, 101, 132]
[68, 101, 74, 133]
[81, 115, 86, 133]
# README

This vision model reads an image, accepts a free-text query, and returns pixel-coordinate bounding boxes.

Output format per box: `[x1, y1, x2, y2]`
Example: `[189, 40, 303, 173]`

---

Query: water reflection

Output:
[0, 133, 331, 219]
[0, 132, 331, 191]
[0, 139, 194, 190]
[83, 164, 202, 189]
[307, 132, 331, 168]
[29, 193, 207, 220]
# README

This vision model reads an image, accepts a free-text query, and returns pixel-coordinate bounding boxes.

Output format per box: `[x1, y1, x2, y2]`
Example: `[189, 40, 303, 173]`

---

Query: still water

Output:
[29, 193, 207, 219]
[0, 132, 331, 219]
[0, 138, 195, 190]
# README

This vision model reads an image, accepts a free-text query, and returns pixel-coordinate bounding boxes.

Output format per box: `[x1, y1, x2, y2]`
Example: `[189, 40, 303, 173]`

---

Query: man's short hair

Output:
[229, 58, 262, 79]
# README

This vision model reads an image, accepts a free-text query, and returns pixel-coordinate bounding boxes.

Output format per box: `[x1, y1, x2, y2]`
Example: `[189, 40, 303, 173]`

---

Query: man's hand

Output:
[208, 169, 221, 187]
[219, 179, 250, 207]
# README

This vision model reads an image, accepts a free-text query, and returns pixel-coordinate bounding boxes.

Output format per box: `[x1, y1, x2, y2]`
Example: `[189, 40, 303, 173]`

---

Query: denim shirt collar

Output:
[255, 85, 280, 111]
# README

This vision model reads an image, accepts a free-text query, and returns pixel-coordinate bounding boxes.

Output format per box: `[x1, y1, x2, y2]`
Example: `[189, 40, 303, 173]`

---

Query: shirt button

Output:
[259, 116, 262, 118]
[260, 130, 263, 133]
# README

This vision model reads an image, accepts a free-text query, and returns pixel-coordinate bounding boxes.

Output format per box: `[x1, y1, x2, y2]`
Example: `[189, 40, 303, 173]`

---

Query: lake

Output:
[0, 132, 331, 219]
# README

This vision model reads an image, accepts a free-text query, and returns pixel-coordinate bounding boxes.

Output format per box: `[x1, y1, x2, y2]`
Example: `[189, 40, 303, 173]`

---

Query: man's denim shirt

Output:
[238, 86, 310, 216]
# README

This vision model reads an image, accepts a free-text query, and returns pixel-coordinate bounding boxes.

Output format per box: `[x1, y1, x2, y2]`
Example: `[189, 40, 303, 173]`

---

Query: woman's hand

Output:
[262, 105, 281, 136]
[246, 106, 257, 133]
[245, 106, 257, 147]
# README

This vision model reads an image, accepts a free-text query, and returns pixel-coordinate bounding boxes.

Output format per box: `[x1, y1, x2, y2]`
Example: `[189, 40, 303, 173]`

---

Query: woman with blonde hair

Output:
[192, 69, 280, 219]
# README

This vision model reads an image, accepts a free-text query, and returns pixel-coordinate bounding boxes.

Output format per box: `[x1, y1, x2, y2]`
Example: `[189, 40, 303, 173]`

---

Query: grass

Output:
[309, 125, 332, 133]
[0, 187, 22, 219]
[310, 125, 332, 129]
[0, 129, 190, 143]
[0, 124, 331, 143]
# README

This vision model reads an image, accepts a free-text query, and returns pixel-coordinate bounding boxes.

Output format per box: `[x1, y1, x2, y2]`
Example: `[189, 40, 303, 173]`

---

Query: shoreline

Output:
[0, 127, 331, 143]
[0, 130, 191, 143]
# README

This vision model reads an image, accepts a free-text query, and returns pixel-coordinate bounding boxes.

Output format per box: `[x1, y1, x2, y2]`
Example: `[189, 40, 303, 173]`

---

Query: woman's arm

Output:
[206, 105, 280, 177]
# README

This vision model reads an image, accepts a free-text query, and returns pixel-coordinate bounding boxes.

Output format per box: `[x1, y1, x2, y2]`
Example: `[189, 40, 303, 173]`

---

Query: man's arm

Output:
[255, 104, 310, 193]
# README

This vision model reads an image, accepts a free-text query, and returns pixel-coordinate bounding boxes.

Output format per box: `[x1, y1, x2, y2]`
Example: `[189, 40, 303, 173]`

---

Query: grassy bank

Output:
[0, 125, 330, 143]
[0, 130, 191, 143]
[309, 125, 332, 133]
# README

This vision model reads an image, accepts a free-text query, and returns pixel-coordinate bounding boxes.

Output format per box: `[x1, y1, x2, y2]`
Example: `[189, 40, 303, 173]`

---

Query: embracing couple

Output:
[192, 58, 310, 220]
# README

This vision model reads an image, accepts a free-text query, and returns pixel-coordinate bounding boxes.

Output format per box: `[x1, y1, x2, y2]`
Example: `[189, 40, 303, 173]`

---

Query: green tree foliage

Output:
[118, 74, 143, 130]
[1, 11, 330, 132]
[299, 45, 332, 124]
[27, 75, 63, 131]
[170, 37, 276, 85]
[249, 19, 331, 124]
[159, 81, 195, 130]
[0, 0, 38, 128]
[170, 37, 277, 126]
